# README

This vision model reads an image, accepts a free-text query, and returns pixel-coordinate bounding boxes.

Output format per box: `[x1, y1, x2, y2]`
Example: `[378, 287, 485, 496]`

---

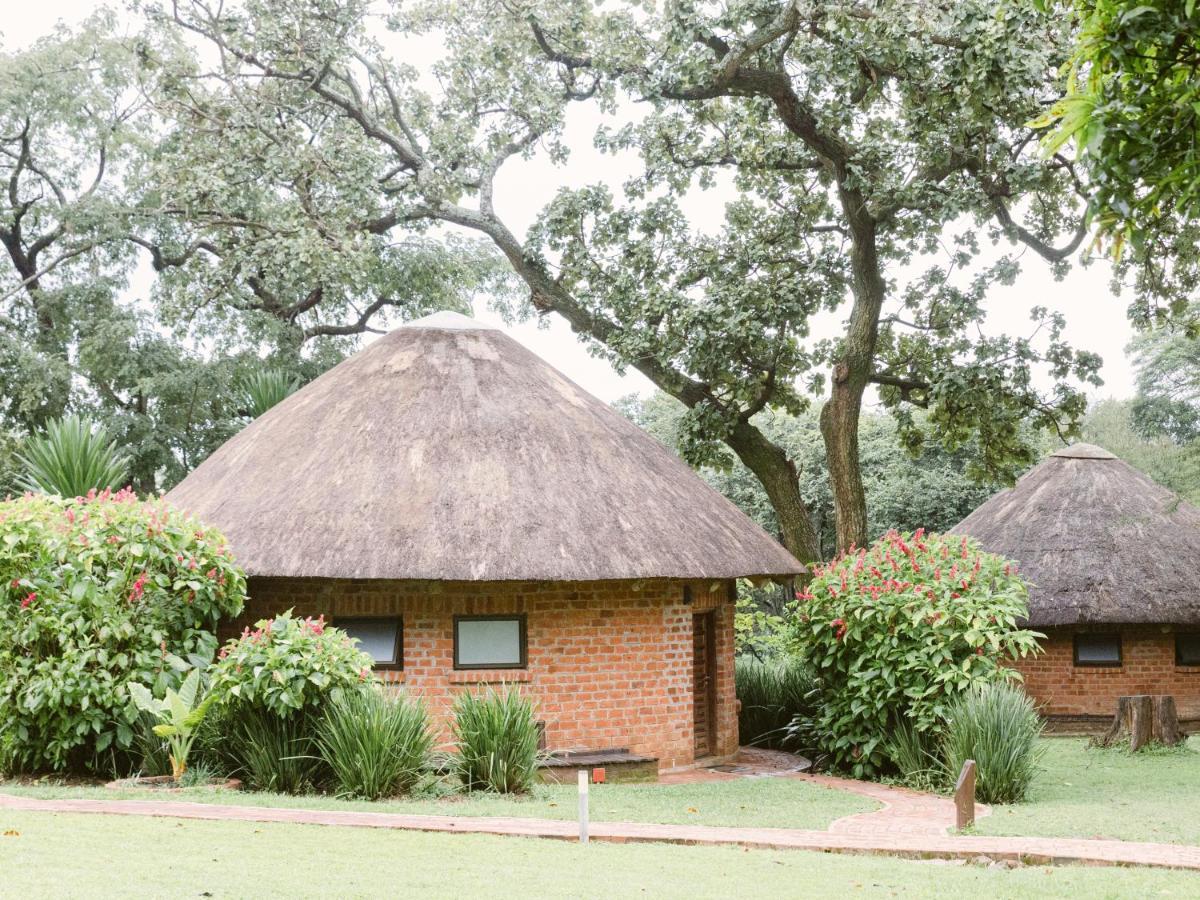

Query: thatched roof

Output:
[166, 311, 803, 582]
[950, 443, 1200, 626]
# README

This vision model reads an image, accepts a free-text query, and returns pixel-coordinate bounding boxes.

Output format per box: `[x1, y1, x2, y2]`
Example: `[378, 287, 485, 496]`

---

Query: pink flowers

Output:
[129, 572, 147, 602]
[20, 592, 35, 610]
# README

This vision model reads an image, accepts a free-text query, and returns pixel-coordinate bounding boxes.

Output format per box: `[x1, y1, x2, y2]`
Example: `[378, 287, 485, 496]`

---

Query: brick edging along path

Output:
[3, 787, 1200, 872]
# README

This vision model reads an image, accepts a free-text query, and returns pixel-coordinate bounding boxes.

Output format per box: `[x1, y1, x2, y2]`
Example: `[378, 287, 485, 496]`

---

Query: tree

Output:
[1038, 2, 1200, 264]
[1127, 317, 1200, 445]
[619, 391, 1011, 561]
[164, 0, 1113, 560]
[1, 15, 498, 490]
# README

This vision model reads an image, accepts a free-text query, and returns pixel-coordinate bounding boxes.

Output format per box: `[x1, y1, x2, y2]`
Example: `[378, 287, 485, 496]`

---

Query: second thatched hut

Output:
[951, 443, 1200, 732]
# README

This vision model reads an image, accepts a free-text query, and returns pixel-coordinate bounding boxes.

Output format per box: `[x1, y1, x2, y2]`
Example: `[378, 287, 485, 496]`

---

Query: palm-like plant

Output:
[16, 415, 129, 497]
[238, 369, 300, 418]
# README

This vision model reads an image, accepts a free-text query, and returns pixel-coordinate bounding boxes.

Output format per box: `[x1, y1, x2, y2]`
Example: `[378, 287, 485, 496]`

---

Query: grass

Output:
[0, 775, 876, 830]
[2, 810, 1198, 899]
[974, 736, 1200, 845]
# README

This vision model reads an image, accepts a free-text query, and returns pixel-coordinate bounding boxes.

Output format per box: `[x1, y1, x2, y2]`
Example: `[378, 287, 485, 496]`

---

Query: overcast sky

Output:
[4, 2, 1139, 406]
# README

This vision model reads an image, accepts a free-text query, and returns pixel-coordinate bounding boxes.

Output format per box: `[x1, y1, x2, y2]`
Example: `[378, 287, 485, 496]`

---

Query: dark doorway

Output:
[692, 611, 717, 757]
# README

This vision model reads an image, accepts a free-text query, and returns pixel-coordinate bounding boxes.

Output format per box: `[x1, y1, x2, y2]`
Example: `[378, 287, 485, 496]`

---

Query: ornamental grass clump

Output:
[791, 529, 1041, 778]
[941, 682, 1044, 804]
[452, 687, 541, 794]
[317, 688, 433, 800]
[735, 656, 817, 749]
[0, 489, 245, 774]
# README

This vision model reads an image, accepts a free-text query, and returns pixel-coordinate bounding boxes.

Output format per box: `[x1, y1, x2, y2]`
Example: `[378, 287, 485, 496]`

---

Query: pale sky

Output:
[3, 2, 1138, 406]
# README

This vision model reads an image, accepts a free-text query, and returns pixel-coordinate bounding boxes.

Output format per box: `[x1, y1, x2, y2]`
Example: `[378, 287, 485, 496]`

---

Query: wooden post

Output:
[954, 759, 976, 830]
[577, 770, 589, 844]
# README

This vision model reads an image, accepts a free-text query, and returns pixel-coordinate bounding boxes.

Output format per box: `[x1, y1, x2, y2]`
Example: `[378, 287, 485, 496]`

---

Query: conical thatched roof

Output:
[950, 443, 1200, 626]
[166, 311, 803, 582]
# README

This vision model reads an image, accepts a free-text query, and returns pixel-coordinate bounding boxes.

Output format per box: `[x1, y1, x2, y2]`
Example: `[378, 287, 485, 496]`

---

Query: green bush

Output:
[791, 529, 1042, 777]
[0, 490, 245, 774]
[209, 611, 374, 717]
[317, 688, 433, 800]
[208, 612, 376, 794]
[735, 656, 817, 749]
[452, 687, 541, 794]
[941, 682, 1044, 804]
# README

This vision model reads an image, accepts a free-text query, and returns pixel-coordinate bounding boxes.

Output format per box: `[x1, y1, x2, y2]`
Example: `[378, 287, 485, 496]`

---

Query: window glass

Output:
[1074, 633, 1121, 667]
[340, 618, 401, 667]
[455, 617, 524, 668]
[1177, 634, 1200, 667]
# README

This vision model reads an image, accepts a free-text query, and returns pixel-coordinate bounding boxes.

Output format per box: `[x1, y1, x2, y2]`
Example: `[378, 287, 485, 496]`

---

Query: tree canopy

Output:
[154, 0, 1140, 561]
[0, 13, 498, 491]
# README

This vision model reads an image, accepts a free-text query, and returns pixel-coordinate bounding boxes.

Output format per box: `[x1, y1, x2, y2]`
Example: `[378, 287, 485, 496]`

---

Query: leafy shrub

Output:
[791, 529, 1041, 777]
[317, 688, 433, 799]
[209, 612, 373, 717]
[208, 612, 375, 793]
[941, 682, 1044, 804]
[128, 667, 214, 781]
[15, 415, 129, 497]
[0, 490, 245, 773]
[735, 656, 817, 749]
[452, 687, 541, 794]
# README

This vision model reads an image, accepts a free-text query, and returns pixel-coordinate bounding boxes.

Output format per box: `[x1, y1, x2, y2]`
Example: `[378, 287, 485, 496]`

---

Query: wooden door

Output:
[692, 611, 717, 757]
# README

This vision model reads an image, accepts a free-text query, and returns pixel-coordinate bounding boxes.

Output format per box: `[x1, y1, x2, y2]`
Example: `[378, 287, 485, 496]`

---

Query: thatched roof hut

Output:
[166, 311, 803, 582]
[950, 443, 1200, 627]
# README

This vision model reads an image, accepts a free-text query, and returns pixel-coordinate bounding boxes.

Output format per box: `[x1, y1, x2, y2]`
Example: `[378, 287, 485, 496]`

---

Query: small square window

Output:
[454, 615, 527, 669]
[1073, 633, 1122, 668]
[1177, 634, 1200, 667]
[338, 617, 403, 669]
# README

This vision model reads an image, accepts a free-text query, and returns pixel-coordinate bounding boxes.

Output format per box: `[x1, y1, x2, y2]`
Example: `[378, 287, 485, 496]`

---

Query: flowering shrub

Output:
[791, 529, 1041, 777]
[0, 489, 245, 773]
[208, 611, 374, 717]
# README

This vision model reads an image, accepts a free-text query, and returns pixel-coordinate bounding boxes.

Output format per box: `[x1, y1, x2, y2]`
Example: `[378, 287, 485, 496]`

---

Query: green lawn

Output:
[0, 775, 875, 830]
[2, 810, 1197, 899]
[975, 736, 1200, 844]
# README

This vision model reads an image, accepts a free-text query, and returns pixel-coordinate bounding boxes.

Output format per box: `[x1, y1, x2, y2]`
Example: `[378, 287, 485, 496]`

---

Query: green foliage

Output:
[621, 393, 1012, 559]
[791, 530, 1042, 777]
[734, 656, 817, 750]
[317, 688, 433, 800]
[237, 370, 300, 418]
[1036, 1, 1200, 264]
[941, 683, 1044, 804]
[451, 687, 542, 794]
[209, 612, 374, 718]
[128, 667, 213, 781]
[0, 490, 245, 773]
[1127, 317, 1200, 446]
[15, 415, 129, 497]
[1081, 398, 1200, 503]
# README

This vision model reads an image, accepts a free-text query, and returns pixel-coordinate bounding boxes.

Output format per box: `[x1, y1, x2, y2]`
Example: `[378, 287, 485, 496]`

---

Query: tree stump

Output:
[1096, 695, 1182, 751]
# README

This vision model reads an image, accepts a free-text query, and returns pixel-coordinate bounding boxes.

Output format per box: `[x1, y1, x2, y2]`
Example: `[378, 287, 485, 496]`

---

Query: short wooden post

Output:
[577, 769, 589, 844]
[954, 759, 976, 830]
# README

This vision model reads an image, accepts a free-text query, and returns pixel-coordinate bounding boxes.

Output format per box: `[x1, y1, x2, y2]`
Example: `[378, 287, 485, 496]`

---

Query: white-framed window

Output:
[1073, 632, 1121, 668]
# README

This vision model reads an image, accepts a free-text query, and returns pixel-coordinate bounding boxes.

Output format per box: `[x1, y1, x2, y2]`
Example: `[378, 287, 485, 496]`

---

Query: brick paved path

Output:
[3, 751, 1198, 872]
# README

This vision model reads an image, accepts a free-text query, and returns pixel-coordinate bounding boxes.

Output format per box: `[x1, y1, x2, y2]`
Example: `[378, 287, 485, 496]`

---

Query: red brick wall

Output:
[233, 577, 739, 771]
[1013, 626, 1200, 721]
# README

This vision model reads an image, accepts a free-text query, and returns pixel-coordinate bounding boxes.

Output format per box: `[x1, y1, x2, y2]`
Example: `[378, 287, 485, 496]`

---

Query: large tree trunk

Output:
[1096, 695, 1183, 751]
[727, 420, 822, 564]
[820, 215, 886, 553]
